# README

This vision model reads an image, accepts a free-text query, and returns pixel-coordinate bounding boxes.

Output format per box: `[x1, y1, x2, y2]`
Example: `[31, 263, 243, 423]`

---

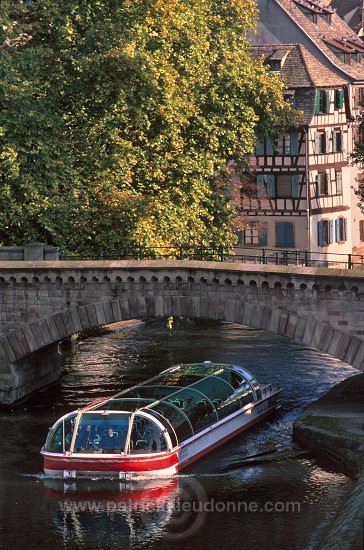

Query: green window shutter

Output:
[285, 223, 294, 246]
[335, 219, 340, 242]
[290, 132, 298, 155]
[338, 89, 344, 109]
[258, 224, 267, 246]
[332, 130, 336, 152]
[276, 223, 285, 246]
[268, 174, 276, 197]
[257, 174, 265, 197]
[266, 138, 273, 156]
[255, 136, 264, 156]
[267, 174, 276, 197]
[344, 218, 348, 241]
[325, 90, 330, 113]
[329, 220, 334, 244]
[291, 174, 299, 197]
[315, 91, 321, 114]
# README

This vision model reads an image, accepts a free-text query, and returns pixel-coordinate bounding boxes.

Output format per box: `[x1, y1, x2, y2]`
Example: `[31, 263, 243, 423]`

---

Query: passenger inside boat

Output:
[129, 416, 168, 453]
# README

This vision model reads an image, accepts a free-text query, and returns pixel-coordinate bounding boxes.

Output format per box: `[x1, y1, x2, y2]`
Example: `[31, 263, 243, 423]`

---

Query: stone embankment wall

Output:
[294, 375, 364, 550]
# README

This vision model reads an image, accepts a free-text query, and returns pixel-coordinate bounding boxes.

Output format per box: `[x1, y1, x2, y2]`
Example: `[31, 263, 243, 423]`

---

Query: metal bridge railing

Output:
[58, 245, 364, 270]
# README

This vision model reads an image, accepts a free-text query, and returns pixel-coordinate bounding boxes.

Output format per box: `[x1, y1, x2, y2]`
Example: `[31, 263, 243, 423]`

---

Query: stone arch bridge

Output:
[1, 260, 364, 405]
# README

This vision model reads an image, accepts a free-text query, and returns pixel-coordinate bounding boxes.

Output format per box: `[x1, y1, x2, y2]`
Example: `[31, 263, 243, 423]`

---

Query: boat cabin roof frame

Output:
[43, 363, 263, 455]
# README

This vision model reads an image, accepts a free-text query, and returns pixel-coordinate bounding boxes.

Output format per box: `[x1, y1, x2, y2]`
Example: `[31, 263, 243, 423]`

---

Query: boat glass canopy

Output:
[44, 363, 262, 454]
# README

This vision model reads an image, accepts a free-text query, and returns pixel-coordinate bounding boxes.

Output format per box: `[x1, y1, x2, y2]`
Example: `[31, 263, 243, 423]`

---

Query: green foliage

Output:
[0, 0, 295, 254]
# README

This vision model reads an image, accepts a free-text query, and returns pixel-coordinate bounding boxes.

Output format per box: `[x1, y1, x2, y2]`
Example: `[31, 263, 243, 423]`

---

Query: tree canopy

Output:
[0, 0, 295, 254]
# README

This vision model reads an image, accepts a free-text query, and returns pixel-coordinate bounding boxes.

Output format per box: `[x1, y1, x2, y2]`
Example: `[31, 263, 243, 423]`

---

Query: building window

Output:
[275, 222, 294, 247]
[276, 175, 291, 197]
[277, 135, 291, 155]
[332, 129, 343, 152]
[335, 218, 347, 242]
[359, 220, 364, 242]
[314, 130, 329, 154]
[276, 132, 299, 156]
[335, 170, 343, 195]
[298, 6, 317, 23]
[244, 223, 258, 245]
[256, 174, 276, 198]
[344, 53, 352, 65]
[334, 89, 344, 110]
[315, 172, 328, 197]
[268, 60, 281, 71]
[317, 220, 333, 246]
[315, 90, 330, 114]
[354, 87, 364, 108]
[276, 174, 300, 197]
[256, 133, 298, 156]
[236, 223, 267, 247]
[285, 96, 296, 108]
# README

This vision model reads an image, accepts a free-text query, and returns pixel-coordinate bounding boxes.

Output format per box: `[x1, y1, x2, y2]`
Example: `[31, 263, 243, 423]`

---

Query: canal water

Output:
[0, 319, 359, 550]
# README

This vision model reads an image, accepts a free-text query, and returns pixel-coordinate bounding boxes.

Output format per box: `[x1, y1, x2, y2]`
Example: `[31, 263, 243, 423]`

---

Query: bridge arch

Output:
[1, 260, 364, 404]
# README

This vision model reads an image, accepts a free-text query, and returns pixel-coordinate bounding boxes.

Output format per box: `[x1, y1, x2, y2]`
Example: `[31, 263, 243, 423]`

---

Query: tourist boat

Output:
[41, 362, 282, 478]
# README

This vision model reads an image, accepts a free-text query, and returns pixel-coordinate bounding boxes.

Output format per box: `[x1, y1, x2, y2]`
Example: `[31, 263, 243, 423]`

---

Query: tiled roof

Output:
[251, 43, 347, 124]
[251, 43, 347, 87]
[274, 0, 364, 80]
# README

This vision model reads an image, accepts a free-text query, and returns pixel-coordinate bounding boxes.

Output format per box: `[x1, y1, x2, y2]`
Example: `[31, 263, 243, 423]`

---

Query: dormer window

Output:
[268, 60, 281, 71]
[320, 13, 331, 24]
[324, 36, 364, 65]
[285, 95, 296, 109]
[293, 0, 334, 23]
[300, 7, 317, 23]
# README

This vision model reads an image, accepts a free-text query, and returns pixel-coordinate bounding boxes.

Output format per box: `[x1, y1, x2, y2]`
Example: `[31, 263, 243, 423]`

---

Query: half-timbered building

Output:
[242, 0, 364, 260]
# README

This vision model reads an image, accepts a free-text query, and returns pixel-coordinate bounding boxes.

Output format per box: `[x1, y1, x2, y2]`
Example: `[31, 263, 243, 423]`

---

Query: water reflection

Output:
[44, 478, 181, 546]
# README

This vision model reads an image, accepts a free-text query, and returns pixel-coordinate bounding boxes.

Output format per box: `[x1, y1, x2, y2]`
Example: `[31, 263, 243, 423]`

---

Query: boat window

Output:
[215, 369, 243, 390]
[189, 375, 241, 421]
[236, 379, 255, 406]
[44, 412, 77, 453]
[149, 386, 218, 437]
[147, 401, 194, 443]
[73, 412, 130, 454]
[143, 364, 226, 389]
[129, 415, 168, 454]
[146, 409, 178, 448]
[232, 367, 262, 401]
[120, 386, 182, 401]
[94, 398, 155, 411]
